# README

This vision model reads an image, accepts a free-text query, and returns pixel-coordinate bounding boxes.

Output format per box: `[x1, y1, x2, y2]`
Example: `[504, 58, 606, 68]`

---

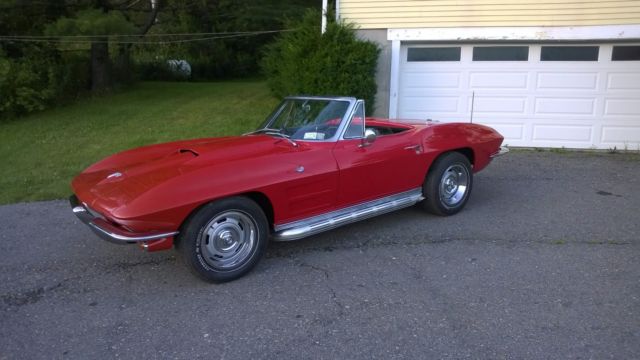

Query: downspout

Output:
[335, 0, 340, 21]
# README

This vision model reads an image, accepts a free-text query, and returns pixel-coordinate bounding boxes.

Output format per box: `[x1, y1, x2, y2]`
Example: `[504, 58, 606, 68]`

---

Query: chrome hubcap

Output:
[439, 164, 469, 208]
[199, 211, 256, 270]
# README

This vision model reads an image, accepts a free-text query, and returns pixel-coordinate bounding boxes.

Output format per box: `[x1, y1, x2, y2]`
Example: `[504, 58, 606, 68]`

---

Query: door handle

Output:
[404, 144, 422, 154]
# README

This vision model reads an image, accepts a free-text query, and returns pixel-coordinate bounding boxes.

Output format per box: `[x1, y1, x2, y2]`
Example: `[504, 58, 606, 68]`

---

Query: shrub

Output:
[0, 46, 58, 118]
[262, 9, 380, 113]
[0, 46, 90, 119]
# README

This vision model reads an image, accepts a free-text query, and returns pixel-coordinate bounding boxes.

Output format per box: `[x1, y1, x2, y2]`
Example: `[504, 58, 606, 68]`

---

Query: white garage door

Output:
[397, 43, 640, 149]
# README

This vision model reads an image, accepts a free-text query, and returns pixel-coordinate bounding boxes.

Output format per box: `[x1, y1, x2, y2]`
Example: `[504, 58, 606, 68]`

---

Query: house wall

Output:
[356, 30, 391, 117]
[340, 0, 640, 29]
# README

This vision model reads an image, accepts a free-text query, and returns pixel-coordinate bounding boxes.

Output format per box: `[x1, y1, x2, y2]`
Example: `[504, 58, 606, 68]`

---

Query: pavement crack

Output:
[289, 256, 330, 279]
[1, 280, 68, 308]
[290, 257, 345, 317]
[327, 285, 345, 317]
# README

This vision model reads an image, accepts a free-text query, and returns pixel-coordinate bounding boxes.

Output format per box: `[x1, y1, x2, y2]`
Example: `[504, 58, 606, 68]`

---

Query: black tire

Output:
[177, 197, 268, 283]
[422, 152, 473, 216]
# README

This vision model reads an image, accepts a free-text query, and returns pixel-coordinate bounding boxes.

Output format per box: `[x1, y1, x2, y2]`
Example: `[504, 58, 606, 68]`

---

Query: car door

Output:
[332, 101, 425, 208]
[280, 141, 339, 220]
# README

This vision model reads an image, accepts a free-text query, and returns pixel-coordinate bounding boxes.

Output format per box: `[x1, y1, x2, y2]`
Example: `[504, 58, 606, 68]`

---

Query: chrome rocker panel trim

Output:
[69, 195, 179, 244]
[273, 188, 424, 241]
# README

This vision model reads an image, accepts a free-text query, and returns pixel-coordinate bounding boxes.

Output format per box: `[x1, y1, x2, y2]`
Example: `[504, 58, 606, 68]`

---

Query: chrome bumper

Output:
[69, 195, 178, 245]
[491, 146, 510, 158]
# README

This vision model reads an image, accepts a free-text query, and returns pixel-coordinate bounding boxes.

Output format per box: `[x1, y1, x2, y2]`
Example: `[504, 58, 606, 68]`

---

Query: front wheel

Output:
[177, 197, 268, 283]
[422, 152, 473, 216]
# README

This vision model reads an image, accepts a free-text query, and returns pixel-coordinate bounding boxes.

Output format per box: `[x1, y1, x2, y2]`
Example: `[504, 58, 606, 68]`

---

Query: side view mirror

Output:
[360, 128, 377, 147]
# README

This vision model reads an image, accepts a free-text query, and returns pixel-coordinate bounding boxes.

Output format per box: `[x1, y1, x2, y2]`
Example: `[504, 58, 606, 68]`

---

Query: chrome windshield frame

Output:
[340, 99, 366, 140]
[258, 96, 358, 143]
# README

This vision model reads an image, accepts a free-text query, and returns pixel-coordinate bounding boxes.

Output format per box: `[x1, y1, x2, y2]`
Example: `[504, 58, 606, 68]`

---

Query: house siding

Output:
[340, 0, 640, 29]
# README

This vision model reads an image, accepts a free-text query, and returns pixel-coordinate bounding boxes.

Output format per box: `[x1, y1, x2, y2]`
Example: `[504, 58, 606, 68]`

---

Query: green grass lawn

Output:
[0, 81, 279, 204]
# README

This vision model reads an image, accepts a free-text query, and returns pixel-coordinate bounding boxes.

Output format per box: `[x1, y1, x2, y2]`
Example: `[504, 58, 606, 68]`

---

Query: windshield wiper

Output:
[266, 131, 298, 147]
[243, 128, 282, 136]
[243, 128, 298, 147]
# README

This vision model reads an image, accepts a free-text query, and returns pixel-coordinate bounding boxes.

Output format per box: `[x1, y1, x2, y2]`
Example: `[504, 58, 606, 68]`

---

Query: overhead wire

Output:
[0, 29, 294, 44]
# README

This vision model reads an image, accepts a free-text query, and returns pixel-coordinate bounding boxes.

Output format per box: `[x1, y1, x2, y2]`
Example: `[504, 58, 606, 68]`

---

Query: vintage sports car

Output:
[70, 96, 507, 282]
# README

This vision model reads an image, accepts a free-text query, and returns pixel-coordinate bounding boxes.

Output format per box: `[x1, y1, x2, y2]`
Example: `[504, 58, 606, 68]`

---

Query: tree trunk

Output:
[115, 44, 132, 84]
[90, 37, 111, 92]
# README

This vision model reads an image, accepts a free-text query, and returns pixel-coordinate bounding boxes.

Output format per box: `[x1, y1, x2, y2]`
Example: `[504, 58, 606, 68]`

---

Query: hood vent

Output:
[179, 148, 199, 156]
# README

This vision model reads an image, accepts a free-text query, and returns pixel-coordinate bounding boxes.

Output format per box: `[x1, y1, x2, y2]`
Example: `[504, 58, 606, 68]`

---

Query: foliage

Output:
[134, 0, 317, 80]
[0, 1, 145, 118]
[0, 0, 317, 118]
[0, 46, 90, 118]
[262, 9, 380, 113]
[0, 81, 278, 204]
[45, 8, 136, 37]
[136, 60, 190, 81]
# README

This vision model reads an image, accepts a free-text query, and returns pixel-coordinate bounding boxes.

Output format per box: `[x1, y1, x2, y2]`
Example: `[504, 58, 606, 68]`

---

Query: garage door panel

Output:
[469, 72, 528, 89]
[604, 98, 640, 116]
[534, 98, 596, 115]
[607, 73, 640, 90]
[401, 72, 461, 89]
[533, 125, 593, 142]
[474, 97, 527, 114]
[601, 126, 640, 145]
[399, 96, 459, 112]
[536, 72, 598, 90]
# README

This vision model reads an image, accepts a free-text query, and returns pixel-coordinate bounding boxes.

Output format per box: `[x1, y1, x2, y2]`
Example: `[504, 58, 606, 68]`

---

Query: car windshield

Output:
[256, 98, 350, 141]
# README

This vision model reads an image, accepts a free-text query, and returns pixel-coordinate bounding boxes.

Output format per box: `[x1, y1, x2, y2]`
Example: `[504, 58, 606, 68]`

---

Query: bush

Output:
[0, 46, 58, 118]
[261, 9, 379, 113]
[0, 46, 90, 119]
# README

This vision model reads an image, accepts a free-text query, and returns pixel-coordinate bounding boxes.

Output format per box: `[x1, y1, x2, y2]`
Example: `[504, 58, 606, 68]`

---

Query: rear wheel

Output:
[422, 152, 473, 216]
[178, 197, 268, 283]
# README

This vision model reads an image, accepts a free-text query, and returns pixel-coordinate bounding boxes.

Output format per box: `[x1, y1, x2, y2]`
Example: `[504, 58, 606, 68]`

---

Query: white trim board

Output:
[388, 25, 640, 42]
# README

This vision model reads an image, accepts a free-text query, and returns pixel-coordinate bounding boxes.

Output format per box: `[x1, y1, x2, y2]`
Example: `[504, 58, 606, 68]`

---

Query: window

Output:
[262, 98, 350, 141]
[343, 102, 365, 139]
[612, 46, 640, 61]
[407, 47, 461, 62]
[540, 46, 599, 61]
[473, 46, 529, 61]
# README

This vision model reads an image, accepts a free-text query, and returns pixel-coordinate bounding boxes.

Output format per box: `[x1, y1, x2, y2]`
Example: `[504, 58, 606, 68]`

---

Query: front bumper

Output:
[490, 146, 510, 158]
[69, 195, 178, 245]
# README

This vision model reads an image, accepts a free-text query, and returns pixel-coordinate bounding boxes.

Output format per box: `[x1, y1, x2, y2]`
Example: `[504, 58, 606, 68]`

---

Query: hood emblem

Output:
[107, 172, 123, 179]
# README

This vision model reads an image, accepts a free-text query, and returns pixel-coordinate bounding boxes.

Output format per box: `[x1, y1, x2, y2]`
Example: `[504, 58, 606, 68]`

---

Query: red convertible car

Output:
[70, 96, 507, 282]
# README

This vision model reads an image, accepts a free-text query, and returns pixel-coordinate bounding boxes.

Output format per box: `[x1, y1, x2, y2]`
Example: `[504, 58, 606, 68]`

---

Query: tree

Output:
[133, 0, 318, 79]
[46, 0, 161, 91]
[0, 0, 319, 117]
[262, 9, 380, 113]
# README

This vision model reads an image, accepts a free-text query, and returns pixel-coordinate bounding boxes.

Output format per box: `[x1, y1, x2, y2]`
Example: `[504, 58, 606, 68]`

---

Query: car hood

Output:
[72, 135, 283, 217]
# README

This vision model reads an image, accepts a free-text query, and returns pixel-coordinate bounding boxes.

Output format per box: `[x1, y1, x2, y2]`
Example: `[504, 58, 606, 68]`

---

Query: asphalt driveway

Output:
[1, 151, 639, 359]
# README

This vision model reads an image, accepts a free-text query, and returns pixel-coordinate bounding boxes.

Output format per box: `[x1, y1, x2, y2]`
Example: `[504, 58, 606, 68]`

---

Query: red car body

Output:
[70, 96, 505, 281]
